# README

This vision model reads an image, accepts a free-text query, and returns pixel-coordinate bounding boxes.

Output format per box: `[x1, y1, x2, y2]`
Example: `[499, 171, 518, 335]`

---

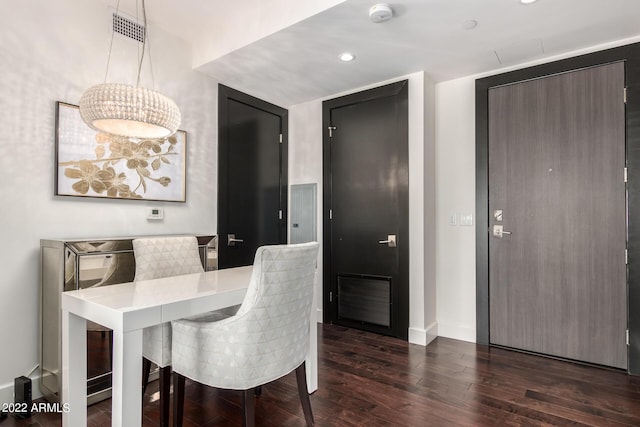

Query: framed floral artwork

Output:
[55, 101, 187, 202]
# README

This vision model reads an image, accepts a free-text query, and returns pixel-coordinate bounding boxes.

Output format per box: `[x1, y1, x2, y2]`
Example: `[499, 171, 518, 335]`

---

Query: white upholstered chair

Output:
[171, 242, 320, 427]
[133, 235, 208, 427]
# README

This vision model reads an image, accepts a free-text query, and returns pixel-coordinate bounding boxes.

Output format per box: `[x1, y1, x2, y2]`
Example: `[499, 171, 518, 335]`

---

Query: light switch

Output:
[460, 213, 473, 226]
[449, 213, 457, 226]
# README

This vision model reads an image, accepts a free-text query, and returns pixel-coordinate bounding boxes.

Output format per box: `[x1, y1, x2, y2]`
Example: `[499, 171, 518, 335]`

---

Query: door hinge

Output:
[329, 291, 333, 302]
[626, 249, 628, 264]
[329, 209, 333, 220]
[278, 209, 283, 220]
[328, 126, 336, 138]
[624, 167, 628, 183]
[627, 329, 630, 346]
[624, 87, 628, 104]
[279, 134, 283, 144]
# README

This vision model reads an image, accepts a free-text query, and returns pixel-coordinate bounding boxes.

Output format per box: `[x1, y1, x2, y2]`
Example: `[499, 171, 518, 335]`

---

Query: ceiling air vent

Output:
[112, 13, 144, 43]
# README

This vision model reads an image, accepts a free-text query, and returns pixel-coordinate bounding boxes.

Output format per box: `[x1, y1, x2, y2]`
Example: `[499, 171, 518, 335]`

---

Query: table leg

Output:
[306, 313, 318, 393]
[111, 329, 143, 427]
[61, 311, 86, 426]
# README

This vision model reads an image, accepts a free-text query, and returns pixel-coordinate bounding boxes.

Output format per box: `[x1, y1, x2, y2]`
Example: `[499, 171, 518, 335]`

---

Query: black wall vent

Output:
[112, 13, 144, 43]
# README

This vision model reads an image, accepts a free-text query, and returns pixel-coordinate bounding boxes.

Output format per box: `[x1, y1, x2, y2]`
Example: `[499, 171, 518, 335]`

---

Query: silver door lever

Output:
[492, 225, 512, 238]
[378, 235, 397, 247]
[227, 234, 244, 246]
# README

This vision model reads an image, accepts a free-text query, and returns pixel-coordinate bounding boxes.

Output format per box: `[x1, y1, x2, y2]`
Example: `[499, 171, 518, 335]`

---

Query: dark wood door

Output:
[218, 85, 288, 268]
[488, 62, 627, 368]
[323, 81, 409, 339]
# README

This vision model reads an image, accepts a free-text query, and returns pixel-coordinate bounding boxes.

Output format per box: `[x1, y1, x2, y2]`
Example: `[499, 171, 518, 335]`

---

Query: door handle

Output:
[492, 225, 512, 238]
[227, 234, 244, 246]
[378, 235, 397, 247]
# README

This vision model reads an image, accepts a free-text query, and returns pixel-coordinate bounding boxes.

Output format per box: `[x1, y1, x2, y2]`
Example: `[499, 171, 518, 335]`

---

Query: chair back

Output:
[133, 236, 204, 281]
[172, 242, 319, 389]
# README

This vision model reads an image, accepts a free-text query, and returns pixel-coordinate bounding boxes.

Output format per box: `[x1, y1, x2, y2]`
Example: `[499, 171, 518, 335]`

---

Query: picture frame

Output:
[54, 101, 187, 202]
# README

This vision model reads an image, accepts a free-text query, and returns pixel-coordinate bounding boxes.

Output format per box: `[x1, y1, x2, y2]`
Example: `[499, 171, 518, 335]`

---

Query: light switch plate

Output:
[449, 213, 457, 226]
[460, 213, 473, 226]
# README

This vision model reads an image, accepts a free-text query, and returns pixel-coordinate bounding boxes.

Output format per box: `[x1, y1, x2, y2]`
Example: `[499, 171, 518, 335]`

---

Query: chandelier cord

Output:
[103, 0, 121, 83]
[136, 0, 147, 87]
[79, 0, 181, 138]
[146, 1, 156, 90]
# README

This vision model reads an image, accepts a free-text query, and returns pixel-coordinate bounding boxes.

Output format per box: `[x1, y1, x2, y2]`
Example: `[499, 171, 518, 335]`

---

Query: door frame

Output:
[476, 42, 640, 373]
[218, 84, 288, 266]
[322, 80, 409, 339]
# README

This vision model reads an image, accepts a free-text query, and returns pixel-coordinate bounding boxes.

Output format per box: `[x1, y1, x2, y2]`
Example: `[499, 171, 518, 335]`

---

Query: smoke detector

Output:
[369, 4, 393, 23]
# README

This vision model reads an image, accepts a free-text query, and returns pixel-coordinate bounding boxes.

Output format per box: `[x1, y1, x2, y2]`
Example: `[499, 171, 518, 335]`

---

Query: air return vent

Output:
[112, 13, 144, 43]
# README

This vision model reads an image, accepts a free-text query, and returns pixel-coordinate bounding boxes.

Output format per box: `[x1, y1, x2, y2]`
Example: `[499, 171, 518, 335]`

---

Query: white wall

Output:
[421, 73, 438, 344]
[289, 72, 436, 345]
[434, 77, 477, 342]
[0, 0, 218, 403]
[288, 100, 323, 321]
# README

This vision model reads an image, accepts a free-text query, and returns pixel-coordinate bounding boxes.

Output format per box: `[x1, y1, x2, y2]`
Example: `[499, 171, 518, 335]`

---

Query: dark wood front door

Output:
[218, 85, 288, 268]
[323, 81, 409, 339]
[488, 62, 627, 368]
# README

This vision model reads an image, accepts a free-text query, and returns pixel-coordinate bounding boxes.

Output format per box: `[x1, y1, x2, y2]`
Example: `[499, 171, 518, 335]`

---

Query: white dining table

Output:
[60, 265, 318, 426]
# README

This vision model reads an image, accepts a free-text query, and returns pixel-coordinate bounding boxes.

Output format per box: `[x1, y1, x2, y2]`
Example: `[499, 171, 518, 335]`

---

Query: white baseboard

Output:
[437, 322, 476, 343]
[0, 376, 43, 406]
[0, 381, 12, 406]
[408, 322, 438, 346]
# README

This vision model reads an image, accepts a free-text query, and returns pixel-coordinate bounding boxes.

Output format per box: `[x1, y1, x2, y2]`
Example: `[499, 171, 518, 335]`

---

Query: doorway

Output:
[322, 81, 409, 340]
[488, 63, 627, 368]
[218, 85, 288, 268]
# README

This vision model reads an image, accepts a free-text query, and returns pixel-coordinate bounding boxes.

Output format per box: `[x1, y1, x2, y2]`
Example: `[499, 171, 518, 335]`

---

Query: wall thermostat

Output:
[147, 207, 164, 220]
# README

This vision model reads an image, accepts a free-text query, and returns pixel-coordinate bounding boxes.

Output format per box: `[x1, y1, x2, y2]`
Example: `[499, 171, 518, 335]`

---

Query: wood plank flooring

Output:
[3, 324, 640, 426]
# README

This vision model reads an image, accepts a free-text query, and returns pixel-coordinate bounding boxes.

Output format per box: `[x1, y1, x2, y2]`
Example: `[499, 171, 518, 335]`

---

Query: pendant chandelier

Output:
[79, 0, 181, 138]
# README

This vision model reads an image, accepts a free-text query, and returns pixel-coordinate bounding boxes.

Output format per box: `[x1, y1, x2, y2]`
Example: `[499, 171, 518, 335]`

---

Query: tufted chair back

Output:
[171, 241, 319, 390]
[133, 236, 204, 281]
[133, 235, 204, 368]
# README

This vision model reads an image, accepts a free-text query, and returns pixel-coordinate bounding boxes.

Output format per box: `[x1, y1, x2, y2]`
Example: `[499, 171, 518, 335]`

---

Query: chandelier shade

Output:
[79, 83, 181, 139]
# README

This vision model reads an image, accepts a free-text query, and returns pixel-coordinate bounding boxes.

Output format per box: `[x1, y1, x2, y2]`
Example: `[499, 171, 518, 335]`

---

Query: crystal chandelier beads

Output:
[79, 83, 181, 139]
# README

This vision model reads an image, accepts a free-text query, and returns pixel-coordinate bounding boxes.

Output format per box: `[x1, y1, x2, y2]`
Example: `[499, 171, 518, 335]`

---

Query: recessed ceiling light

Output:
[520, 0, 538, 4]
[462, 20, 478, 30]
[339, 52, 355, 62]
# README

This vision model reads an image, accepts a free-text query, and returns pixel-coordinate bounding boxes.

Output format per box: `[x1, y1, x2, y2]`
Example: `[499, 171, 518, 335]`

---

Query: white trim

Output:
[0, 381, 11, 407]
[408, 322, 438, 346]
[316, 308, 323, 323]
[437, 322, 476, 343]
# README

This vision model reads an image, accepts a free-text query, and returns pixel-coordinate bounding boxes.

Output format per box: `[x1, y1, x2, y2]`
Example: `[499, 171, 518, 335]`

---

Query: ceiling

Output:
[150, 0, 640, 106]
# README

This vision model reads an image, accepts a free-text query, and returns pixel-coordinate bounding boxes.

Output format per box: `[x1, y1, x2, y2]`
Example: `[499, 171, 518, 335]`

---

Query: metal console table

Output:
[40, 234, 217, 404]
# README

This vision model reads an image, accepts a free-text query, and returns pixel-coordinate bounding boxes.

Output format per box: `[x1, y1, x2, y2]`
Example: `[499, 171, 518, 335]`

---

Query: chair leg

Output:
[142, 358, 152, 394]
[295, 362, 314, 426]
[159, 366, 172, 427]
[108, 331, 113, 370]
[242, 389, 255, 427]
[172, 372, 185, 427]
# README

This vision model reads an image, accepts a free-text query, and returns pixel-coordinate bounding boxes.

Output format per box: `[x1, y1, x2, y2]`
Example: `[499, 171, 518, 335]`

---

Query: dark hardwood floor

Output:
[4, 324, 640, 426]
